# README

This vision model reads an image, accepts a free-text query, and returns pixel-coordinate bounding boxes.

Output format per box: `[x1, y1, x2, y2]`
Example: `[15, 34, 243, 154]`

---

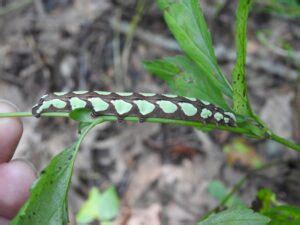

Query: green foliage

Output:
[11, 144, 78, 225]
[143, 0, 300, 152]
[8, 0, 300, 224]
[144, 0, 261, 135]
[198, 207, 270, 225]
[145, 0, 232, 108]
[69, 108, 94, 123]
[256, 188, 300, 225]
[264, 206, 300, 225]
[144, 56, 229, 109]
[76, 187, 120, 224]
[208, 180, 245, 208]
[150, 0, 272, 138]
[11, 119, 103, 225]
[257, 188, 277, 212]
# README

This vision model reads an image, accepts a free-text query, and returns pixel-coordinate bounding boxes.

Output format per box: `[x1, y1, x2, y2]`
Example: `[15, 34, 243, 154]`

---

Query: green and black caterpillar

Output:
[32, 91, 236, 126]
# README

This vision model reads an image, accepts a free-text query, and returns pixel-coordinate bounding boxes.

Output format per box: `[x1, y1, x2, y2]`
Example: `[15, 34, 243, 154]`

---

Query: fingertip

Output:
[0, 217, 9, 225]
[10, 159, 38, 178]
[0, 101, 23, 162]
[0, 160, 36, 219]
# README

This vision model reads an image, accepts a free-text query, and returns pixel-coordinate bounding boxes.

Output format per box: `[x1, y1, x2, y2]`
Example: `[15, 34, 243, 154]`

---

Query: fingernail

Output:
[11, 159, 38, 177]
[0, 100, 19, 112]
[0, 100, 20, 125]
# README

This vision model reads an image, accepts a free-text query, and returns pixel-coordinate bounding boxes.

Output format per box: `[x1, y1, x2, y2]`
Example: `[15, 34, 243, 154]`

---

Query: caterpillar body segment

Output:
[32, 91, 236, 126]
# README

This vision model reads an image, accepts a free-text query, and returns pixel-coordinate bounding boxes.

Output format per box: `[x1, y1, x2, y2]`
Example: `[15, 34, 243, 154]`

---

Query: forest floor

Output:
[0, 0, 299, 224]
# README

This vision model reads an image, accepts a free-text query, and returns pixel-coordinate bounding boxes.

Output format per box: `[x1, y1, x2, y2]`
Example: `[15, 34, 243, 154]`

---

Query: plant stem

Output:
[0, 112, 248, 134]
[0, 112, 32, 118]
[0, 112, 69, 118]
[1, 112, 299, 151]
[91, 115, 248, 134]
[270, 132, 300, 152]
[232, 0, 254, 117]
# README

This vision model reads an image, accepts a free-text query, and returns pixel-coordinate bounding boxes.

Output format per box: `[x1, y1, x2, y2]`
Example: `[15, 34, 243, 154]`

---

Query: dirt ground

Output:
[0, 0, 299, 224]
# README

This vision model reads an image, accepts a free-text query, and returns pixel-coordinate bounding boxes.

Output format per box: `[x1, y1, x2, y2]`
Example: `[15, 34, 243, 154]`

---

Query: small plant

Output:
[0, 0, 299, 224]
[76, 187, 120, 225]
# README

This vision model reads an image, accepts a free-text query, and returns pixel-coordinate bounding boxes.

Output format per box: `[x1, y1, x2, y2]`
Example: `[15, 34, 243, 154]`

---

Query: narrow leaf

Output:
[98, 186, 120, 220]
[263, 205, 300, 225]
[76, 186, 120, 223]
[144, 55, 229, 109]
[76, 188, 102, 223]
[208, 180, 244, 208]
[198, 207, 270, 225]
[11, 119, 103, 225]
[11, 144, 78, 225]
[157, 0, 232, 97]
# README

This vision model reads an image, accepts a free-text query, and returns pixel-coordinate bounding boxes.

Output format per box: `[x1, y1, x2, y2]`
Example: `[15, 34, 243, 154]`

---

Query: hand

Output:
[0, 101, 36, 225]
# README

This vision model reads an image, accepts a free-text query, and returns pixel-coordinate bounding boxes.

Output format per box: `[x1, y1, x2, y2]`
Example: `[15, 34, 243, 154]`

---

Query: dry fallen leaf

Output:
[126, 204, 162, 225]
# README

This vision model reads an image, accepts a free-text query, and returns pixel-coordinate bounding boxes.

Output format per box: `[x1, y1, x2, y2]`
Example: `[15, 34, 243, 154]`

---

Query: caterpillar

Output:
[32, 91, 236, 126]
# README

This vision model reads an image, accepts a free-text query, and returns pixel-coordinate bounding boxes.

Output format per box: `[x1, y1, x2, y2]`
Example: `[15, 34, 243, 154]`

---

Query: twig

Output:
[110, 20, 299, 81]
[1, 111, 299, 151]
[270, 132, 300, 152]
[0, 112, 249, 134]
[112, 8, 123, 90]
[121, 0, 146, 87]
[257, 32, 300, 65]
[110, 18, 180, 51]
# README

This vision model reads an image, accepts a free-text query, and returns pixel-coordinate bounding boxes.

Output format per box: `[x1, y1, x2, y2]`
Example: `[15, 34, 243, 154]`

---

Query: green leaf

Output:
[76, 188, 102, 224]
[263, 205, 300, 225]
[198, 207, 270, 225]
[232, 0, 253, 116]
[257, 188, 277, 213]
[11, 119, 103, 225]
[76, 187, 120, 223]
[256, 188, 300, 225]
[11, 144, 78, 225]
[208, 180, 245, 208]
[78, 122, 93, 134]
[143, 58, 181, 83]
[144, 55, 229, 109]
[98, 187, 120, 220]
[69, 108, 94, 123]
[157, 0, 232, 98]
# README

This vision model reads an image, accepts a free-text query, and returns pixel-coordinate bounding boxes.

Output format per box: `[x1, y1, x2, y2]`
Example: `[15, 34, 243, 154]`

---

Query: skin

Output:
[0, 101, 36, 224]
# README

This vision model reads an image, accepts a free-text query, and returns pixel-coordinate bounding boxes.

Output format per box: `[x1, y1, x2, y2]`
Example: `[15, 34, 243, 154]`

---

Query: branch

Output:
[270, 132, 300, 152]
